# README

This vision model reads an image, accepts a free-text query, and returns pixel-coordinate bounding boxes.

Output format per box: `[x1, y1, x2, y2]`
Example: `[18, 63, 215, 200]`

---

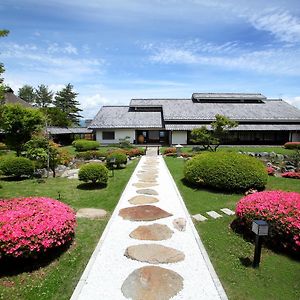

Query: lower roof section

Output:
[47, 127, 93, 135]
[165, 124, 300, 131]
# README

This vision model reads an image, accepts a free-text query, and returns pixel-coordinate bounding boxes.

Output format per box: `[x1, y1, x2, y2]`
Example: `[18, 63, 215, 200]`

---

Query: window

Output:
[102, 131, 115, 140]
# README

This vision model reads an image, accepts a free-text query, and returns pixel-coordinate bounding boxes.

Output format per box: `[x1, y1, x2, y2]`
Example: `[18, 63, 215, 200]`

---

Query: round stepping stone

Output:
[76, 208, 107, 219]
[173, 218, 187, 232]
[136, 188, 158, 195]
[119, 205, 172, 221]
[121, 266, 183, 300]
[125, 244, 185, 264]
[128, 195, 159, 205]
[133, 182, 158, 188]
[129, 223, 173, 241]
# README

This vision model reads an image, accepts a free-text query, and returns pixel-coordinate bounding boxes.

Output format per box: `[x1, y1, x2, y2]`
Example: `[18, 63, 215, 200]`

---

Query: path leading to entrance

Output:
[71, 155, 228, 300]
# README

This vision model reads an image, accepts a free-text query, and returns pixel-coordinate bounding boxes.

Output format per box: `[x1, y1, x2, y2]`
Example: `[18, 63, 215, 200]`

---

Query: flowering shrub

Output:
[235, 191, 300, 254]
[267, 166, 275, 176]
[0, 197, 76, 258]
[163, 147, 176, 155]
[283, 142, 300, 150]
[281, 172, 300, 179]
[126, 148, 144, 157]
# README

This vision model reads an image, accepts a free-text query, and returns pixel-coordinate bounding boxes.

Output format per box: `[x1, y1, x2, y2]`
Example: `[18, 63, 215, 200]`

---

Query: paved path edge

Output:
[162, 158, 228, 300]
[70, 158, 142, 300]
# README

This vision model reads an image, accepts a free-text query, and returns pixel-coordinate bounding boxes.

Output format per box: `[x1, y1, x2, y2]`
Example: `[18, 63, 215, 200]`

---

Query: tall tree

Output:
[18, 85, 36, 104]
[0, 104, 45, 155]
[35, 84, 53, 108]
[42, 107, 71, 127]
[0, 29, 9, 103]
[54, 83, 82, 125]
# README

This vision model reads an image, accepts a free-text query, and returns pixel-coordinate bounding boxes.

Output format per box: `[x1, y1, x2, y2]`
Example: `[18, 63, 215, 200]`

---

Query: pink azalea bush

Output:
[0, 197, 76, 259]
[281, 172, 300, 179]
[266, 166, 275, 176]
[235, 191, 300, 254]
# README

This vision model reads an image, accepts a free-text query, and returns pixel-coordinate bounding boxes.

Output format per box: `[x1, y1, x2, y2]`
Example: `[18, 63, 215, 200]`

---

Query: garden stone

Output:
[124, 244, 185, 264]
[136, 188, 159, 195]
[220, 208, 235, 215]
[173, 217, 187, 231]
[121, 266, 183, 300]
[192, 214, 207, 222]
[76, 208, 107, 219]
[129, 223, 173, 240]
[133, 182, 158, 188]
[119, 205, 172, 221]
[206, 211, 222, 219]
[128, 195, 159, 205]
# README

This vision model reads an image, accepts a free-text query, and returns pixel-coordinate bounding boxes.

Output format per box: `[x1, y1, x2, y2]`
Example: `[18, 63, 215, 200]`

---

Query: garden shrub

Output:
[183, 152, 267, 192]
[0, 143, 7, 151]
[76, 150, 108, 160]
[267, 166, 275, 176]
[126, 148, 144, 157]
[0, 197, 76, 258]
[234, 191, 300, 254]
[72, 139, 100, 151]
[163, 147, 176, 155]
[106, 151, 127, 168]
[281, 172, 300, 179]
[0, 156, 34, 178]
[78, 163, 109, 184]
[284, 142, 300, 150]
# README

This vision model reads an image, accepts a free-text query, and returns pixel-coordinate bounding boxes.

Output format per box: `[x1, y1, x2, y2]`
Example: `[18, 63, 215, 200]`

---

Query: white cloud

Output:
[47, 42, 78, 55]
[286, 96, 300, 109]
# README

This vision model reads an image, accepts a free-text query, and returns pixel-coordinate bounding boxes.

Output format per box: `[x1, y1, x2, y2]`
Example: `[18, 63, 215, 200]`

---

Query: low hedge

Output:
[72, 139, 100, 151]
[126, 148, 145, 157]
[234, 191, 300, 254]
[163, 147, 176, 155]
[184, 152, 267, 192]
[106, 151, 127, 168]
[0, 197, 76, 258]
[0, 156, 34, 178]
[76, 150, 108, 160]
[78, 163, 109, 184]
[281, 172, 300, 179]
[284, 142, 300, 150]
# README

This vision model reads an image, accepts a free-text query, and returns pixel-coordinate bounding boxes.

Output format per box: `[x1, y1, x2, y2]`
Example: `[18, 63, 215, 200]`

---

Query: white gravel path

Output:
[71, 156, 228, 300]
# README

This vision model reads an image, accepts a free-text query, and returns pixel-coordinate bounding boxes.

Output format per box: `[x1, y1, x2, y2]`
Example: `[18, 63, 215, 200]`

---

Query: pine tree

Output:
[0, 29, 9, 102]
[35, 84, 53, 108]
[18, 85, 36, 104]
[54, 83, 82, 125]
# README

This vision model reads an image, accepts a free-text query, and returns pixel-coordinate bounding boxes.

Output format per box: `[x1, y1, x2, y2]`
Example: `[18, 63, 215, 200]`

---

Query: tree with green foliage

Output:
[35, 84, 53, 108]
[18, 85, 36, 104]
[42, 107, 71, 127]
[54, 83, 82, 125]
[0, 29, 9, 102]
[0, 104, 45, 155]
[191, 114, 238, 151]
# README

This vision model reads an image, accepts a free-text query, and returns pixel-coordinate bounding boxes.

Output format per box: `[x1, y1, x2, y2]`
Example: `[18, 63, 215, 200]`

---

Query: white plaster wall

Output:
[291, 132, 300, 142]
[95, 129, 135, 144]
[172, 131, 187, 145]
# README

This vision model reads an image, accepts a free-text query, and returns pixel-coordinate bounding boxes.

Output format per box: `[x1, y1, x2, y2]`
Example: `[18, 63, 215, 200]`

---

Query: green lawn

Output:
[165, 157, 300, 300]
[0, 160, 138, 300]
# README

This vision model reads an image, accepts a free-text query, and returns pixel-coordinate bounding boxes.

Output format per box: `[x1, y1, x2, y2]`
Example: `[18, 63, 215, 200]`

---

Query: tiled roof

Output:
[130, 98, 300, 121]
[47, 127, 93, 134]
[89, 106, 162, 129]
[4, 92, 33, 107]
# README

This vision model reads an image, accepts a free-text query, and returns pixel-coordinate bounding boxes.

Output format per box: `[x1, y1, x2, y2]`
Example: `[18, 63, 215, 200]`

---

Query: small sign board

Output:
[252, 220, 268, 236]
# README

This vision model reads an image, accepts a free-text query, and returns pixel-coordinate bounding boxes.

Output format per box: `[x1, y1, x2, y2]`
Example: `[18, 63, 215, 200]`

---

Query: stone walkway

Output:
[71, 156, 228, 300]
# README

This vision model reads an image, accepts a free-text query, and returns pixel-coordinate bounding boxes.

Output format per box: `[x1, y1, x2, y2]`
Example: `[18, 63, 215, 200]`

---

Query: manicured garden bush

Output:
[235, 191, 300, 254]
[126, 148, 144, 157]
[72, 139, 100, 151]
[284, 142, 300, 150]
[78, 163, 109, 184]
[163, 147, 176, 155]
[183, 152, 267, 192]
[0, 156, 34, 178]
[75, 150, 108, 160]
[281, 172, 300, 179]
[0, 142, 7, 151]
[0, 197, 76, 258]
[106, 151, 127, 168]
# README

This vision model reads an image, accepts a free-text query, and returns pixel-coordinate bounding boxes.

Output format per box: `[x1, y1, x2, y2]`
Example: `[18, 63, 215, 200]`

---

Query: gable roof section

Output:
[130, 98, 300, 121]
[89, 106, 162, 129]
[4, 91, 33, 108]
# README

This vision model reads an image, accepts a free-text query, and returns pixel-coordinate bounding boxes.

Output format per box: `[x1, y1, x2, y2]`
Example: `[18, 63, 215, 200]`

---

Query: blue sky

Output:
[1, 0, 300, 118]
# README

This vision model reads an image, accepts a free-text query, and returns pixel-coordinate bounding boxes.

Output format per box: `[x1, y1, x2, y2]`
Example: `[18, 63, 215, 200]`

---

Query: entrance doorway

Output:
[136, 130, 169, 145]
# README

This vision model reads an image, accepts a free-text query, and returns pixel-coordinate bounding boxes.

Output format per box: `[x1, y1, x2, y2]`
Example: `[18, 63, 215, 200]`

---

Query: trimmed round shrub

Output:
[0, 156, 34, 178]
[78, 163, 109, 184]
[126, 148, 145, 157]
[106, 151, 127, 168]
[284, 142, 300, 150]
[0, 197, 76, 258]
[0, 143, 7, 151]
[235, 191, 300, 254]
[163, 147, 176, 155]
[72, 139, 100, 151]
[184, 152, 267, 192]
